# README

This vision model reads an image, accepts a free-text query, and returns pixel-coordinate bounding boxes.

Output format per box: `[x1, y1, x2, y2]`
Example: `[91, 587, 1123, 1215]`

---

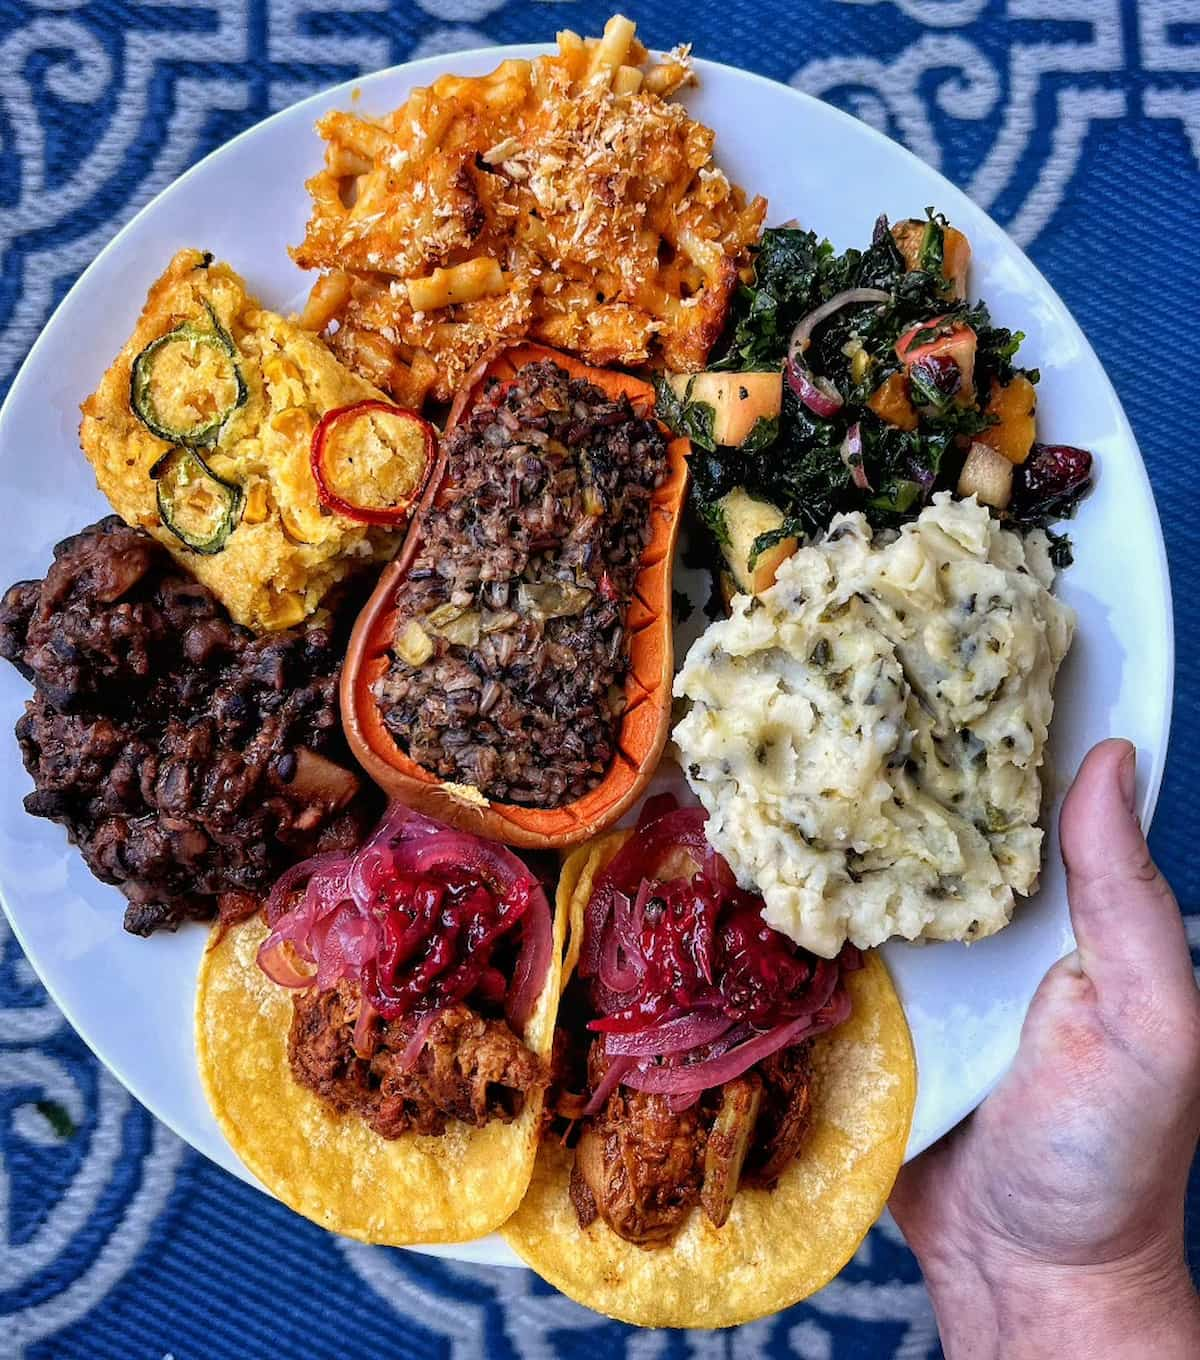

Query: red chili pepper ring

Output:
[310, 398, 436, 526]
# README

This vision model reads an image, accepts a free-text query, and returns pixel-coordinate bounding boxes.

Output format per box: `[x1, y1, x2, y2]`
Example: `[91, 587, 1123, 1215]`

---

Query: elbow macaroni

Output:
[290, 14, 763, 405]
[406, 258, 505, 311]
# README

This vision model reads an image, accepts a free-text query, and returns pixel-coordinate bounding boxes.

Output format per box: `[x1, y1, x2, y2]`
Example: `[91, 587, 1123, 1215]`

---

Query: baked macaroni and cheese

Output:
[81, 249, 429, 632]
[292, 16, 765, 407]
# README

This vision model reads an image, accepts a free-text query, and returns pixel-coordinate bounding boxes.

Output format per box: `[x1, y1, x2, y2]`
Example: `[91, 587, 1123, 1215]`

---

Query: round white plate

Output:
[0, 46, 1173, 1268]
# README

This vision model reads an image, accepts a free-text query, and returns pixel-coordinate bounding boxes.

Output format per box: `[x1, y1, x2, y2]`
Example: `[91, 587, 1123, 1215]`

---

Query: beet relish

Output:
[368, 865, 533, 1019]
[257, 804, 553, 1034]
[718, 901, 841, 1026]
[582, 801, 851, 1036]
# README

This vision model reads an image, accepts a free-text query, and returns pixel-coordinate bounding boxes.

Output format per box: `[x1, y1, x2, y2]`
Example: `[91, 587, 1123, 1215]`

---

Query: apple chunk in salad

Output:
[655, 211, 1095, 593]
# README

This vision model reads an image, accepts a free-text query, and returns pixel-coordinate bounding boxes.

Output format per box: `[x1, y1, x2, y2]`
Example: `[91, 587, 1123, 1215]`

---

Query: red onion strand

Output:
[623, 991, 850, 1097]
[398, 1009, 443, 1071]
[577, 795, 859, 1111]
[786, 359, 843, 417]
[603, 1010, 732, 1059]
[583, 1056, 636, 1116]
[255, 803, 552, 1037]
[786, 287, 890, 365]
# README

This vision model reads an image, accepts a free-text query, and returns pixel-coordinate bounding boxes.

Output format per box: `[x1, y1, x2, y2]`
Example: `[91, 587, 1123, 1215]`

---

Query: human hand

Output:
[890, 739, 1200, 1359]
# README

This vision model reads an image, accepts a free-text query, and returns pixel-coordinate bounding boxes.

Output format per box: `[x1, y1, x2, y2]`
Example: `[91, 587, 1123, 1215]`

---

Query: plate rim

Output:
[0, 42, 1175, 1264]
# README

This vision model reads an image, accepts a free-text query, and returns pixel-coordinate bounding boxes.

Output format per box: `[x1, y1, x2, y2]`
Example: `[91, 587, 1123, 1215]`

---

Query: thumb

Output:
[1059, 739, 1190, 994]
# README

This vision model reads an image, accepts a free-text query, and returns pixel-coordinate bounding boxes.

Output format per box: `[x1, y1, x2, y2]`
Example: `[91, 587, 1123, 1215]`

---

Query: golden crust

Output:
[79, 249, 408, 632]
[292, 28, 765, 405]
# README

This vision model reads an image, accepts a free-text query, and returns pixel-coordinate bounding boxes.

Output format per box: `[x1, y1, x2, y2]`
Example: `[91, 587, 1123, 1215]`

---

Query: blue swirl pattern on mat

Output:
[1, 2, 1197, 1355]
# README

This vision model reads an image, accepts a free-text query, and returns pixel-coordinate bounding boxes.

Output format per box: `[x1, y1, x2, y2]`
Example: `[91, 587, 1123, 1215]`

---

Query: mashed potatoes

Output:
[673, 494, 1075, 958]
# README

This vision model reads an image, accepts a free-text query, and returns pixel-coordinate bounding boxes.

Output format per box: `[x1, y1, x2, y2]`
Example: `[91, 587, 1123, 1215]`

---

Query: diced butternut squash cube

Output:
[719, 487, 797, 594]
[668, 371, 782, 448]
[896, 316, 976, 404]
[867, 371, 919, 431]
[957, 442, 1013, 510]
[975, 374, 1037, 465]
[891, 220, 925, 272]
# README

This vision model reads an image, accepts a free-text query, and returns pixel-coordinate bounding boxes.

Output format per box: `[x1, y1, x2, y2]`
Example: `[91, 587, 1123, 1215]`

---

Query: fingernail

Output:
[1119, 746, 1137, 813]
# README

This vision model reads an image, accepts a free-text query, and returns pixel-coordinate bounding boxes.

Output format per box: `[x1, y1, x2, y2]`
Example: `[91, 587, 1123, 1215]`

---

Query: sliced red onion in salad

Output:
[257, 802, 552, 1035]
[576, 796, 858, 1106]
[786, 288, 891, 364]
[840, 420, 872, 491]
[786, 359, 844, 417]
[784, 288, 890, 420]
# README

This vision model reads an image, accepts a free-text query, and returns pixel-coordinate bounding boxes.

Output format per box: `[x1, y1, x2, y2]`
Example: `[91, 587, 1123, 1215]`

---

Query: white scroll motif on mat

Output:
[0, 919, 186, 1359]
[795, 2, 1130, 245]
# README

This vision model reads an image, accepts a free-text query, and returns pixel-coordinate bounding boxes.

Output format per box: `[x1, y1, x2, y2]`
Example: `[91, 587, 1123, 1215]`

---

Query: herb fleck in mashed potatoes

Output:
[673, 494, 1075, 958]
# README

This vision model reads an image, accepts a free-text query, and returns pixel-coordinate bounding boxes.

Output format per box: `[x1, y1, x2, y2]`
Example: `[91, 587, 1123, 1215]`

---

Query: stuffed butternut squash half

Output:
[342, 343, 690, 850]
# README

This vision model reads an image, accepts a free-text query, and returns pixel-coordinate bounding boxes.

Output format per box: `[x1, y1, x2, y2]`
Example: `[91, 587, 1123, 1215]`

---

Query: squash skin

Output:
[341, 342, 689, 849]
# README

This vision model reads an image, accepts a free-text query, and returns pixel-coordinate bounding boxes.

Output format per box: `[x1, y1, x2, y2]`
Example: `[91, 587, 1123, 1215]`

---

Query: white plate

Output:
[0, 46, 1173, 1269]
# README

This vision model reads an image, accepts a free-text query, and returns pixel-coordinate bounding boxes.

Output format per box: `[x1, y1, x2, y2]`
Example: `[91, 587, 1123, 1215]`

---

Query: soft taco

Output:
[502, 796, 916, 1327]
[195, 802, 562, 1244]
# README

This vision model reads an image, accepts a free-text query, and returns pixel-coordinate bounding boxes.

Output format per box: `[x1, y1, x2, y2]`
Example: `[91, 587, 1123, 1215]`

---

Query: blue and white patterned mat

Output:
[2, 3, 1198, 1356]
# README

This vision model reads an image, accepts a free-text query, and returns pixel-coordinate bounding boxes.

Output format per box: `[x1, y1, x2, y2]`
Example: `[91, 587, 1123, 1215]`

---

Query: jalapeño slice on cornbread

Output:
[149, 446, 244, 556]
[81, 249, 430, 632]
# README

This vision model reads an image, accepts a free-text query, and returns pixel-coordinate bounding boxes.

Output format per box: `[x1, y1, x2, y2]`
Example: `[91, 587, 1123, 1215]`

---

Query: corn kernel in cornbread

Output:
[80, 249, 416, 631]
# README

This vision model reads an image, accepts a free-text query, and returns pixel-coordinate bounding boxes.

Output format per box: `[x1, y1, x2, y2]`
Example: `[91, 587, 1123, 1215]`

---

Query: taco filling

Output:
[256, 802, 553, 1136]
[553, 798, 861, 1247]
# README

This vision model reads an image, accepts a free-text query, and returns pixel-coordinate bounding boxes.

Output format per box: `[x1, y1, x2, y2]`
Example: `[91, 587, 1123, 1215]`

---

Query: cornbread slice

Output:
[81, 249, 408, 632]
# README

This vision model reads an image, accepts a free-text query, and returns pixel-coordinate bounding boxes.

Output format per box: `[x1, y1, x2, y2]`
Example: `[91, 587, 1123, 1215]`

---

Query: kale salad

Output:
[655, 212, 1093, 587]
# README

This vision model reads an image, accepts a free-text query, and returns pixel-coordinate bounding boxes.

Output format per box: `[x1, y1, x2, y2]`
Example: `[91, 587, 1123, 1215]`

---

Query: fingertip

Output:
[1117, 741, 1136, 813]
[1060, 738, 1188, 991]
[1060, 739, 1138, 852]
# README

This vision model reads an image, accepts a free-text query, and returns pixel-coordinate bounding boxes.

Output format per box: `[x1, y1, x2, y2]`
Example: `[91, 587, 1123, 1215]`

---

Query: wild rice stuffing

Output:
[375, 360, 668, 807]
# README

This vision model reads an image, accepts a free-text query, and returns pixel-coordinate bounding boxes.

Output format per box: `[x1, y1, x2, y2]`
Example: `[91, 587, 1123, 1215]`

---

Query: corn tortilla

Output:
[558, 830, 631, 996]
[501, 838, 916, 1328]
[195, 905, 565, 1245]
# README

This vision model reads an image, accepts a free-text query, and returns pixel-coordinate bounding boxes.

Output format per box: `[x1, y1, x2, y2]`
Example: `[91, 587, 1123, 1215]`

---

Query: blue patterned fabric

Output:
[2, 2, 1198, 1355]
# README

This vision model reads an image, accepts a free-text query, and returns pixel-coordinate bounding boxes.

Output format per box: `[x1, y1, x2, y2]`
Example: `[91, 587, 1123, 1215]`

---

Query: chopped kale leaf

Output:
[656, 212, 1085, 574]
[653, 372, 716, 452]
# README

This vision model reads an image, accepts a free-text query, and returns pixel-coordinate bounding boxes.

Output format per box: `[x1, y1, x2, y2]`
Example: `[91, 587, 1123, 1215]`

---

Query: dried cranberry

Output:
[1013, 443, 1093, 516]
[910, 354, 961, 402]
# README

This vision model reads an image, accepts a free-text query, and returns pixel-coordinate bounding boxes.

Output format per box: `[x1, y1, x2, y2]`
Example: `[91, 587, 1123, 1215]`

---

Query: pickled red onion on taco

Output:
[502, 796, 916, 1327]
[195, 802, 563, 1245]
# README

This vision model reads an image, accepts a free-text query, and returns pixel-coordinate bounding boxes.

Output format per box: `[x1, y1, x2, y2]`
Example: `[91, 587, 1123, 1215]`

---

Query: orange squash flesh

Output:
[866, 372, 919, 431]
[975, 374, 1037, 465]
[341, 342, 690, 850]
